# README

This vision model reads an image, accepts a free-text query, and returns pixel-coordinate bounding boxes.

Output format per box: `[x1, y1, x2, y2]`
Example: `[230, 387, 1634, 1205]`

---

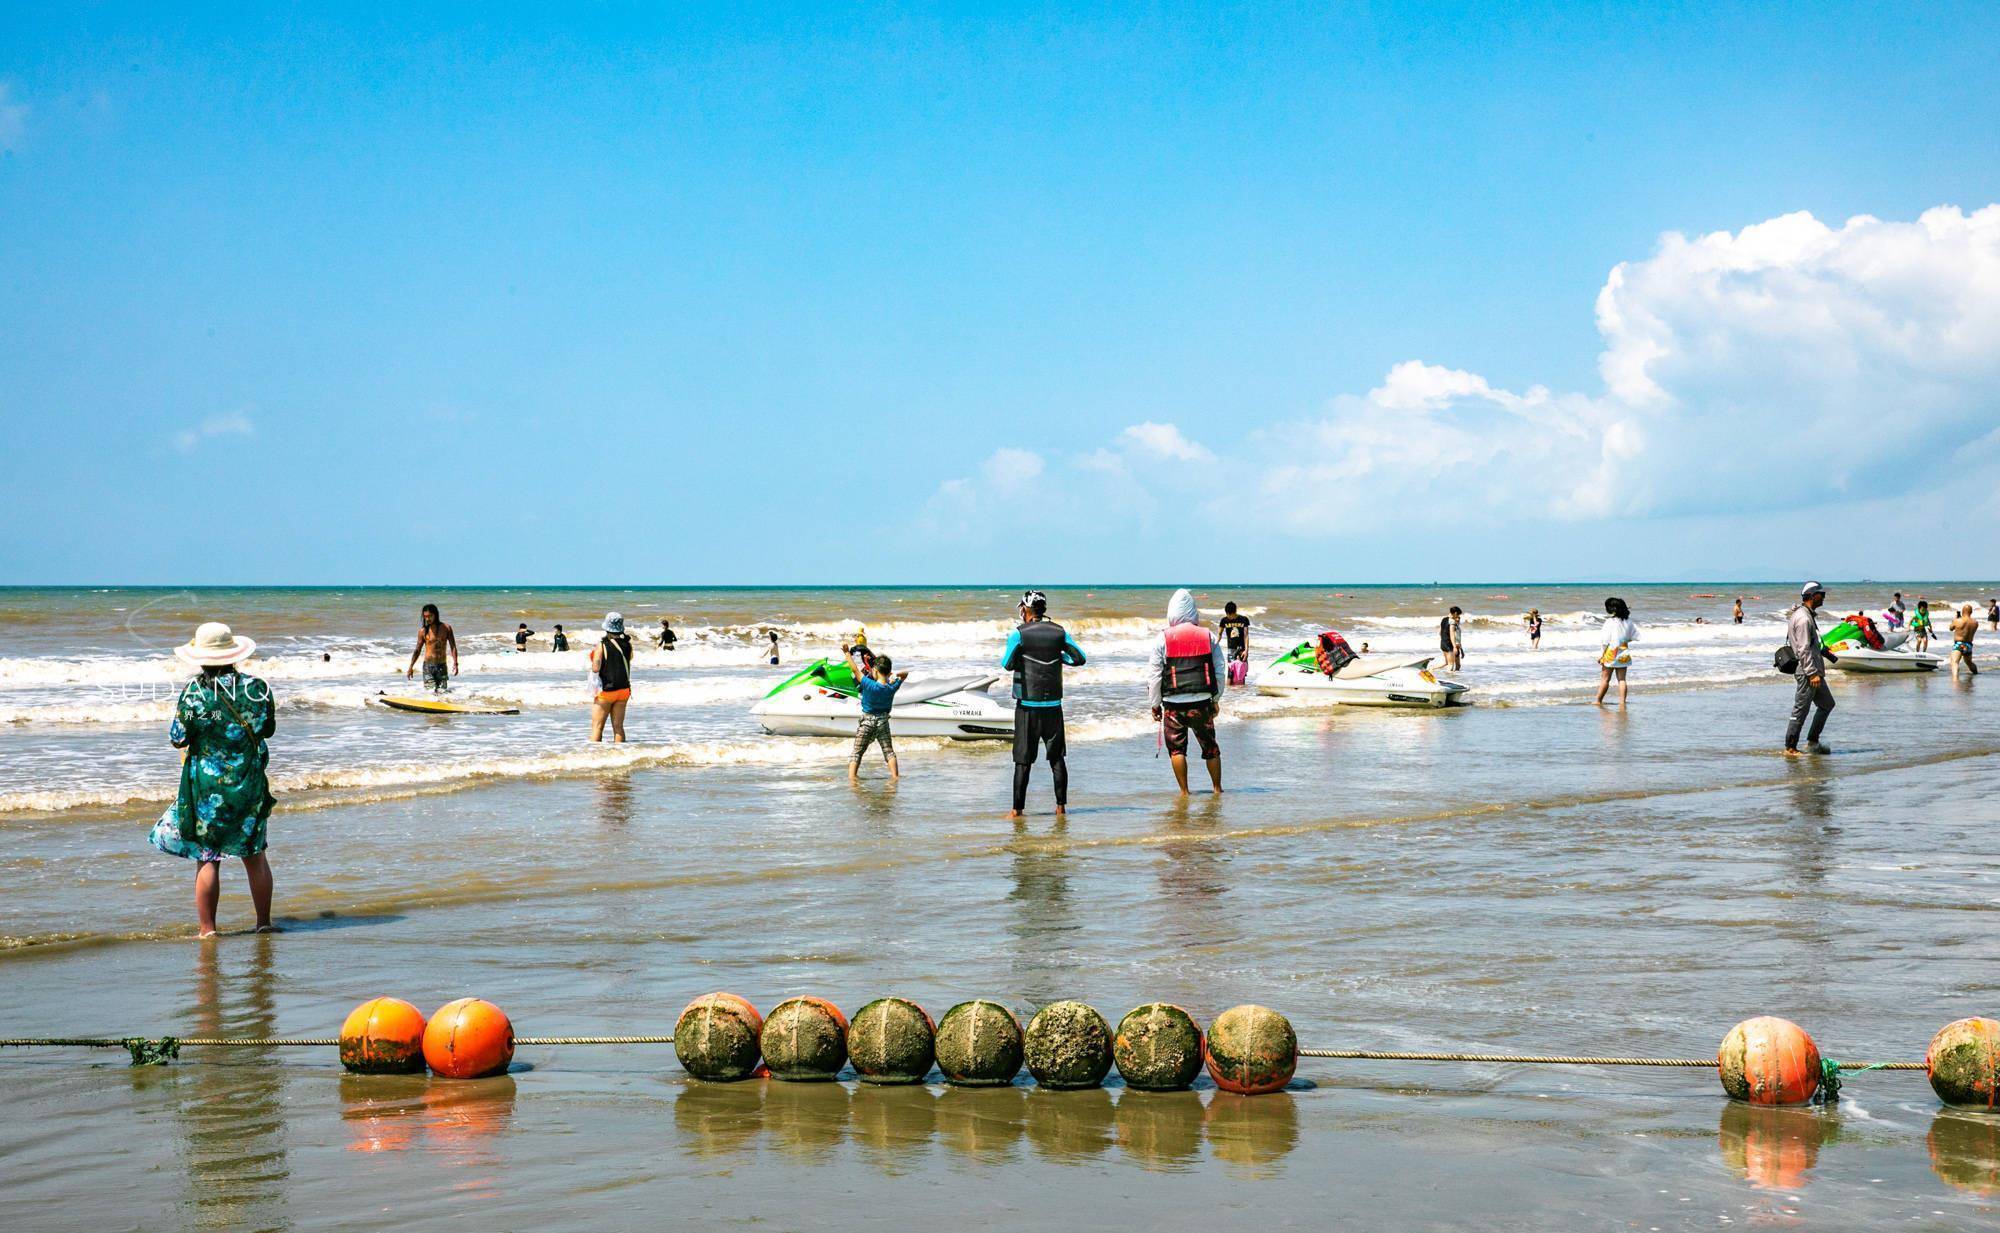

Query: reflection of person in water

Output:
[177, 935, 288, 1229]
[1004, 821, 1075, 1007]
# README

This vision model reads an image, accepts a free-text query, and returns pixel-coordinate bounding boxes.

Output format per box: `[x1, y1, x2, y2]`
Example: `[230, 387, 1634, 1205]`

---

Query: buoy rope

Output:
[1296, 1048, 1926, 1071]
[0, 1036, 1926, 1072]
[0, 1035, 676, 1048]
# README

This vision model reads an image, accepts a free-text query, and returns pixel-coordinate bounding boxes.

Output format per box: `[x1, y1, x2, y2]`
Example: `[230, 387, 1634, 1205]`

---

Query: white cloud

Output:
[1119, 421, 1214, 462]
[0, 83, 26, 154]
[920, 204, 2000, 543]
[173, 413, 256, 452]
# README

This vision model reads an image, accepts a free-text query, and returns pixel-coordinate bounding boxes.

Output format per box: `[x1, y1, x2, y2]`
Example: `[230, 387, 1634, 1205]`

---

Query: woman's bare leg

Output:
[1594, 665, 1611, 704]
[610, 698, 628, 742]
[1616, 666, 1629, 705]
[195, 861, 221, 936]
[590, 701, 608, 742]
[242, 853, 274, 929]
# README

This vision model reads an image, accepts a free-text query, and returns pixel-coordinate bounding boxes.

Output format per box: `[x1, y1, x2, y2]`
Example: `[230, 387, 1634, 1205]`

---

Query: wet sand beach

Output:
[3, 625, 1997, 1230]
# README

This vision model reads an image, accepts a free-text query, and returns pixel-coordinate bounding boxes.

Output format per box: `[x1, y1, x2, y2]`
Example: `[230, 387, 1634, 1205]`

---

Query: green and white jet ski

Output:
[750, 658, 1015, 739]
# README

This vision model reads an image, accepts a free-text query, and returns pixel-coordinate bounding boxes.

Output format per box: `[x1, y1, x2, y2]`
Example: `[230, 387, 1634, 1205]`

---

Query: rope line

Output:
[1297, 1047, 1924, 1071]
[0, 1036, 1925, 1070]
[0, 1036, 675, 1048]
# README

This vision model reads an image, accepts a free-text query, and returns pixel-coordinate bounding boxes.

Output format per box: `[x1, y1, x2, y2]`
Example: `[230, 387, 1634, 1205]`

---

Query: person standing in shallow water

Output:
[1595, 597, 1637, 706]
[1785, 582, 1838, 754]
[1002, 590, 1085, 819]
[1438, 607, 1464, 671]
[148, 623, 277, 937]
[590, 613, 635, 742]
[405, 603, 457, 692]
[1949, 603, 1980, 678]
[1148, 588, 1227, 797]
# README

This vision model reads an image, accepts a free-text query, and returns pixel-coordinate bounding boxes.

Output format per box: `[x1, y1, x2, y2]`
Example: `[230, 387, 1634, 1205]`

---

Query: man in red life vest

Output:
[1147, 588, 1228, 796]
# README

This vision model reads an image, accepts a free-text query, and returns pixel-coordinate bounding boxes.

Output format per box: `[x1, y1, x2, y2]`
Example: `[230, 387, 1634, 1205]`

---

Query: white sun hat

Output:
[174, 621, 256, 667]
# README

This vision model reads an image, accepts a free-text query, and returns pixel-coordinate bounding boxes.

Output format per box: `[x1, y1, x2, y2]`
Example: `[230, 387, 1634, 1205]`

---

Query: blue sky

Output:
[3, 3, 1998, 584]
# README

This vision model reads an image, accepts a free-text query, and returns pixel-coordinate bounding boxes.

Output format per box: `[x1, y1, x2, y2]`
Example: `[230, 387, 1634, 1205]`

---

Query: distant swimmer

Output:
[1950, 604, 1980, 678]
[1526, 608, 1543, 650]
[514, 623, 534, 652]
[1911, 599, 1934, 654]
[1439, 607, 1464, 672]
[1733, 597, 1744, 624]
[1989, 598, 1998, 632]
[768, 630, 781, 665]
[1595, 597, 1638, 707]
[1002, 590, 1085, 819]
[848, 654, 908, 783]
[1219, 602, 1251, 685]
[1784, 583, 1837, 755]
[406, 603, 458, 692]
[657, 619, 677, 651]
[551, 624, 569, 652]
[590, 613, 634, 742]
[1149, 588, 1227, 797]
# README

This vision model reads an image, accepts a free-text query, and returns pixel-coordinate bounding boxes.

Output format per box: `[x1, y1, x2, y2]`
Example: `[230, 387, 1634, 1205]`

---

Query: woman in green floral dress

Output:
[148, 623, 278, 937]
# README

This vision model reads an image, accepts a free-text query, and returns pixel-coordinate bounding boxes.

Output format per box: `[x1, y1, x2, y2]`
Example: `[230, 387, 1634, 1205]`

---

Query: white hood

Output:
[1166, 587, 1197, 627]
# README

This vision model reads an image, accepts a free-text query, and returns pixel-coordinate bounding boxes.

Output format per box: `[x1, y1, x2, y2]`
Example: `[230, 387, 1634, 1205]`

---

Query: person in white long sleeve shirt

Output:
[1147, 588, 1229, 796]
[1594, 596, 1638, 706]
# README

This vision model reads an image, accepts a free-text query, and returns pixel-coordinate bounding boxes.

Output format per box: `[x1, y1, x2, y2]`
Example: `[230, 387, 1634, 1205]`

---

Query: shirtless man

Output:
[406, 603, 459, 692]
[1949, 604, 1980, 678]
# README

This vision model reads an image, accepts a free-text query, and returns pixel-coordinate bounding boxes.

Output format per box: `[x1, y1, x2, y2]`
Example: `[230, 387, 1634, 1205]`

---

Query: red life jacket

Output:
[1314, 631, 1355, 676]
[1161, 624, 1216, 697]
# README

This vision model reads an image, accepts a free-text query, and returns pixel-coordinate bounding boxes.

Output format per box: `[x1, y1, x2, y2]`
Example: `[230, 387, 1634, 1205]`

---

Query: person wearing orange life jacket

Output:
[1146, 588, 1228, 797]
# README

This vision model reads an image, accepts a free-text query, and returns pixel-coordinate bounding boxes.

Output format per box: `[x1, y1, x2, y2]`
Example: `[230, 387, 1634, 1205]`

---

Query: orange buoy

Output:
[339, 996, 428, 1074]
[422, 998, 515, 1079]
[1203, 1005, 1297, 1095]
[675, 992, 766, 1082]
[1927, 1017, 2000, 1109]
[1717, 1016, 1820, 1105]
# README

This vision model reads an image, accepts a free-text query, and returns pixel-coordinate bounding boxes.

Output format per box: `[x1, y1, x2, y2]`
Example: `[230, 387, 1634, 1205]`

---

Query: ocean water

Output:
[4, 582, 1983, 817]
[1, 582, 1996, 1230]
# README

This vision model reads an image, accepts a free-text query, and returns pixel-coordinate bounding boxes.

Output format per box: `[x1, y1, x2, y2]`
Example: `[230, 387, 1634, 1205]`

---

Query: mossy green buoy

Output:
[761, 996, 849, 1082]
[1204, 1004, 1297, 1094]
[1024, 1001, 1113, 1089]
[1113, 1002, 1204, 1091]
[935, 999, 1024, 1087]
[674, 992, 764, 1082]
[1927, 1017, 2000, 1108]
[848, 996, 936, 1085]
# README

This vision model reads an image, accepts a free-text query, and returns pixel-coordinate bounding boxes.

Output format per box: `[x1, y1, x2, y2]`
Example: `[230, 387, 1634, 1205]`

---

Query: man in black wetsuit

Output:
[1000, 590, 1086, 819]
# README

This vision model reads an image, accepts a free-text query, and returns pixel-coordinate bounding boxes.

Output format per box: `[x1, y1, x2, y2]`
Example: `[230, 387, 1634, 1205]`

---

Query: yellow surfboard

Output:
[373, 693, 519, 716]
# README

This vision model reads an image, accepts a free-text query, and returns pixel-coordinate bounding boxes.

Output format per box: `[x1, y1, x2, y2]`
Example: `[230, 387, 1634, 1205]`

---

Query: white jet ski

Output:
[751, 658, 1015, 739]
[1824, 622, 1940, 673]
[1254, 640, 1469, 707]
